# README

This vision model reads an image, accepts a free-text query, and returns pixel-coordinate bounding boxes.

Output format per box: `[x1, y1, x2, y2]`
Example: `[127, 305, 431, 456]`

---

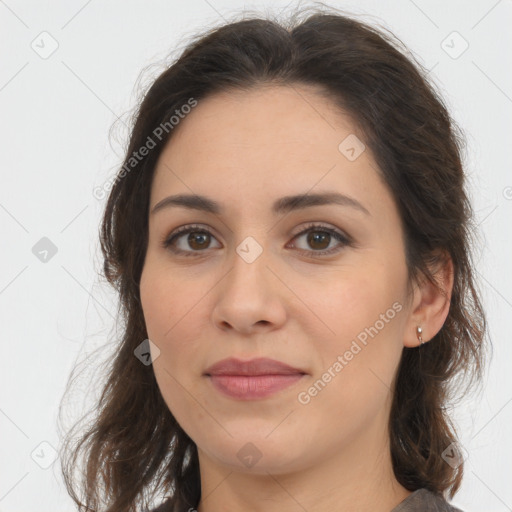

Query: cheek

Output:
[307, 268, 406, 392]
[140, 265, 205, 428]
[140, 260, 212, 378]
[291, 274, 405, 448]
[140, 265, 190, 391]
[313, 268, 402, 340]
[140, 259, 207, 347]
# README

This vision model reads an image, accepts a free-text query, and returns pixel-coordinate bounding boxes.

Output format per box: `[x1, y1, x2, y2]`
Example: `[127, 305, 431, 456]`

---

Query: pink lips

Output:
[204, 357, 307, 400]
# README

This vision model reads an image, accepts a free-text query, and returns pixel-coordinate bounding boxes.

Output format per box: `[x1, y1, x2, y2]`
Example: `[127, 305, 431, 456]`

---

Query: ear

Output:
[403, 250, 454, 348]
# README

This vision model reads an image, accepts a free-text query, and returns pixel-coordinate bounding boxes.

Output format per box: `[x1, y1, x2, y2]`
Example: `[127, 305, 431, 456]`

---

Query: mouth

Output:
[203, 357, 307, 400]
[204, 356, 306, 376]
[206, 373, 306, 400]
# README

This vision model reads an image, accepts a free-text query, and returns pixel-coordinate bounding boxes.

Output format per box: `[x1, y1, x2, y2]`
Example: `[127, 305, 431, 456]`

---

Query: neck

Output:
[195, 422, 412, 512]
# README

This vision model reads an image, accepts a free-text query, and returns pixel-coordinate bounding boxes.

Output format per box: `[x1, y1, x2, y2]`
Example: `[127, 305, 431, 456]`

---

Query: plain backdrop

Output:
[0, 1, 511, 511]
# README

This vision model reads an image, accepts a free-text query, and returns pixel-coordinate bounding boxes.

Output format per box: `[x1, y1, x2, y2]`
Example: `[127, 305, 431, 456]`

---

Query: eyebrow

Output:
[151, 191, 371, 217]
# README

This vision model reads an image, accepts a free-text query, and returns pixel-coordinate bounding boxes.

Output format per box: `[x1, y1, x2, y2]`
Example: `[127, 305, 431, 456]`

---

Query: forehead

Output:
[151, 85, 394, 223]
[165, 84, 359, 154]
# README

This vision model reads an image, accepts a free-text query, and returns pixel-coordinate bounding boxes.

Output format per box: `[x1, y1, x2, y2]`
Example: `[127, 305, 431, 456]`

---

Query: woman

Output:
[59, 6, 487, 512]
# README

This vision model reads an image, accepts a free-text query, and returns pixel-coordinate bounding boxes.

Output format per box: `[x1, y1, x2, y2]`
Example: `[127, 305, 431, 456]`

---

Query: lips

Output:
[204, 357, 307, 400]
[204, 357, 306, 376]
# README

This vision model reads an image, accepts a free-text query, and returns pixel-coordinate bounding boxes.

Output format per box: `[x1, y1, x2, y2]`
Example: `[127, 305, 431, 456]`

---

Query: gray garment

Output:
[150, 487, 464, 512]
[391, 488, 464, 512]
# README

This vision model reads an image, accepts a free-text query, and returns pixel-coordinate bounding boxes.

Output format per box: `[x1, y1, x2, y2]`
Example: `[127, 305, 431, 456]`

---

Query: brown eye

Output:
[306, 231, 331, 251]
[289, 223, 353, 258]
[186, 231, 211, 250]
[163, 223, 352, 258]
[162, 225, 221, 256]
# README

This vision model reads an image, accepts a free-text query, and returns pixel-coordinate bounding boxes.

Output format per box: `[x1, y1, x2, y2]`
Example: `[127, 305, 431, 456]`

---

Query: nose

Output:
[211, 248, 287, 335]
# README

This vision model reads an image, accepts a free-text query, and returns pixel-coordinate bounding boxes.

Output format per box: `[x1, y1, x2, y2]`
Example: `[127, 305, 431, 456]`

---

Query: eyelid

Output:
[287, 222, 353, 256]
[162, 222, 353, 257]
[290, 221, 349, 240]
[160, 223, 221, 253]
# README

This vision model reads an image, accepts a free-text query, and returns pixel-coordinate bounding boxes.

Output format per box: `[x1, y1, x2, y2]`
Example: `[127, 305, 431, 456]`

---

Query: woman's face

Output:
[140, 85, 417, 476]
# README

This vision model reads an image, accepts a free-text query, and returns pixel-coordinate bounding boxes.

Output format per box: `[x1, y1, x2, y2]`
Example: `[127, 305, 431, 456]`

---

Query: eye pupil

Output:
[189, 232, 210, 249]
[308, 231, 330, 250]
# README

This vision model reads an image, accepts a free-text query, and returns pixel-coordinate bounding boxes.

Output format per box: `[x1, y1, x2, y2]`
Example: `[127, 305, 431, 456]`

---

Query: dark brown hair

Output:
[59, 5, 489, 511]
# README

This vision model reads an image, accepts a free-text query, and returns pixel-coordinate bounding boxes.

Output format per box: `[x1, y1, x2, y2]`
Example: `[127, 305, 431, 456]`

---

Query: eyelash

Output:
[161, 222, 353, 259]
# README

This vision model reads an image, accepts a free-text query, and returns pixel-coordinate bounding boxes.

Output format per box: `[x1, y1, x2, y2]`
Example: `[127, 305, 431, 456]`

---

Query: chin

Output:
[201, 432, 314, 475]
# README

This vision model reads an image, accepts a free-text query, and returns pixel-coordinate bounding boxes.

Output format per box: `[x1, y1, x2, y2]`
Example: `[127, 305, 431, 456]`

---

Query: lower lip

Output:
[207, 374, 305, 400]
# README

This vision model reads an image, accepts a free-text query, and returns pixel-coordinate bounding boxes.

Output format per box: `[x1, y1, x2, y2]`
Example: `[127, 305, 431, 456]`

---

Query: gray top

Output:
[150, 487, 464, 512]
[391, 488, 464, 512]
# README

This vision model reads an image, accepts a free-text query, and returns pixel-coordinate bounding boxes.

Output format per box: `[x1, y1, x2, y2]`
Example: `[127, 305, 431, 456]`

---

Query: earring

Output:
[417, 326, 424, 345]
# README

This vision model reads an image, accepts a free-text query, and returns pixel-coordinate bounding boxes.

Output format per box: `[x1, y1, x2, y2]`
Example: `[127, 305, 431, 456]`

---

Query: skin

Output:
[139, 84, 453, 512]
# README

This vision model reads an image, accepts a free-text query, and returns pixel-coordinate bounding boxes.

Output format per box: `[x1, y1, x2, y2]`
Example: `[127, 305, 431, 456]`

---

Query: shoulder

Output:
[392, 488, 465, 512]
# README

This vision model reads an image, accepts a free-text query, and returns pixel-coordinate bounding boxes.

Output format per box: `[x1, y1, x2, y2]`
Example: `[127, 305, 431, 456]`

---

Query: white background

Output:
[0, 1, 511, 511]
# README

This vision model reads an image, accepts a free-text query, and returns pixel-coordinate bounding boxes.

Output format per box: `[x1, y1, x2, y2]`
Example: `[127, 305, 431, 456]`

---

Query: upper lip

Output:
[204, 357, 306, 376]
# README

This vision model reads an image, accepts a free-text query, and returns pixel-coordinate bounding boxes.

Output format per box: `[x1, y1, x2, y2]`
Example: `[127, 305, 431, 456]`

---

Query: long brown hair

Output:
[58, 5, 489, 511]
